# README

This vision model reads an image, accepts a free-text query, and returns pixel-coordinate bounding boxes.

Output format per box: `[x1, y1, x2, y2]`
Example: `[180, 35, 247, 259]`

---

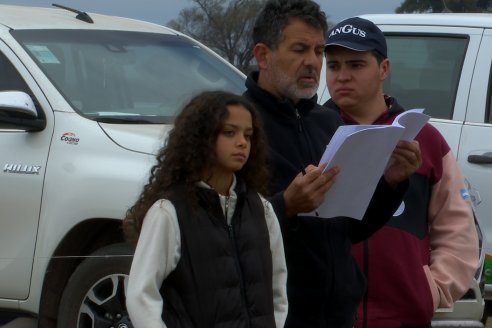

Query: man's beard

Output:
[268, 65, 319, 101]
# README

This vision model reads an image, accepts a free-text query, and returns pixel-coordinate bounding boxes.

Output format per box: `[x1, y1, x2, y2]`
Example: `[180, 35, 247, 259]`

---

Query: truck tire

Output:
[57, 243, 135, 328]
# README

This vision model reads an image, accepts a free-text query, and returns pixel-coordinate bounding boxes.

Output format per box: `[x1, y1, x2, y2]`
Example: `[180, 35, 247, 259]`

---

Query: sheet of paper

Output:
[393, 108, 429, 141]
[319, 124, 376, 172]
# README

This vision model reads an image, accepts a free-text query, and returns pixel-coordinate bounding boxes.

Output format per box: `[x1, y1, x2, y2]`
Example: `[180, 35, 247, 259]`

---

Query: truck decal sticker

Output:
[60, 132, 80, 145]
[3, 164, 42, 175]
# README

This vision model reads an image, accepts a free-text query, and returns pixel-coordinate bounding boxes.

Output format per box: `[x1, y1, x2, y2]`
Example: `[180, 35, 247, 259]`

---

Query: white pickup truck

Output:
[319, 13, 492, 328]
[0, 4, 246, 328]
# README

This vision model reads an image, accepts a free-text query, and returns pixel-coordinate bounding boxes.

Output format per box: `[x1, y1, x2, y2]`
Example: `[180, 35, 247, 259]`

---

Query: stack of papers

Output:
[301, 108, 430, 220]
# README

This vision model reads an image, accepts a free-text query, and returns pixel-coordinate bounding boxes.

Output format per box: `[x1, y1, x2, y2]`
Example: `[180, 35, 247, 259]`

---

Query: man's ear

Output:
[253, 43, 269, 70]
[380, 58, 390, 81]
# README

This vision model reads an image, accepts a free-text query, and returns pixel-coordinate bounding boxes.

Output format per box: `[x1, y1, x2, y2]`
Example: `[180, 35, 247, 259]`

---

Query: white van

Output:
[319, 13, 492, 327]
[0, 4, 246, 327]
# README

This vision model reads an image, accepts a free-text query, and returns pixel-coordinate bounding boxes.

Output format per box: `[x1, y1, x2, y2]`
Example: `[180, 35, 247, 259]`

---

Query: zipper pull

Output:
[296, 108, 302, 132]
[227, 224, 234, 239]
[224, 195, 230, 220]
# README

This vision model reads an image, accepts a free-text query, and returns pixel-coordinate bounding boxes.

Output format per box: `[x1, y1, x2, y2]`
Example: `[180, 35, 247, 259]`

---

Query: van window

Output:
[383, 34, 468, 119]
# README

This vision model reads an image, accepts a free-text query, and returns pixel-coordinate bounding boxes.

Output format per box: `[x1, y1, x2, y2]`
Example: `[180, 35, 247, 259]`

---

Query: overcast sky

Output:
[0, 0, 404, 25]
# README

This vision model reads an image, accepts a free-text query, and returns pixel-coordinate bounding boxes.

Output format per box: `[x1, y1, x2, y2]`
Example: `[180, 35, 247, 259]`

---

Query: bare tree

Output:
[396, 0, 492, 13]
[168, 0, 264, 73]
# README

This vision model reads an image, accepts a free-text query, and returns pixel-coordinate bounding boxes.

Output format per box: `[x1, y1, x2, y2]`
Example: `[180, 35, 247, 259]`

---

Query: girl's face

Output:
[213, 104, 253, 175]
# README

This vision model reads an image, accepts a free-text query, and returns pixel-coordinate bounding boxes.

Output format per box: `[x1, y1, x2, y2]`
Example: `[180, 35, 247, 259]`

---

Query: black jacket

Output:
[162, 182, 275, 328]
[244, 72, 407, 328]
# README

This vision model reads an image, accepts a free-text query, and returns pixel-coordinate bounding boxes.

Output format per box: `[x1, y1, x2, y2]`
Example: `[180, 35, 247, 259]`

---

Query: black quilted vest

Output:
[160, 182, 275, 328]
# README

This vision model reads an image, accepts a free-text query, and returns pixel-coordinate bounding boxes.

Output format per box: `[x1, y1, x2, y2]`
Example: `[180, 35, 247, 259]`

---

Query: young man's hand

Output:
[384, 140, 422, 188]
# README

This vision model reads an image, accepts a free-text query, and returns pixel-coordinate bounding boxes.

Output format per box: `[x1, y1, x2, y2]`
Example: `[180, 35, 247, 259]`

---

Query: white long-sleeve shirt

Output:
[126, 178, 288, 328]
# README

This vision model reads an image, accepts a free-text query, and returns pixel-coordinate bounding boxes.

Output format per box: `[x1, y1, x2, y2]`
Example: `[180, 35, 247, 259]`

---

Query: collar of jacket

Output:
[245, 71, 319, 118]
[197, 177, 248, 214]
[323, 95, 407, 125]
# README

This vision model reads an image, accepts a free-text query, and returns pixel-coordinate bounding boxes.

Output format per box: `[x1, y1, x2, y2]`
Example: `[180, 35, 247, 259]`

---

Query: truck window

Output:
[0, 52, 40, 130]
[383, 34, 467, 120]
[0, 52, 29, 94]
[487, 63, 492, 124]
[12, 29, 246, 124]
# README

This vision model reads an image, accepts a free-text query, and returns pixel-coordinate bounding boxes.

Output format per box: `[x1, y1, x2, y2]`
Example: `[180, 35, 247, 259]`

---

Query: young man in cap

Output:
[324, 16, 479, 328]
[243, 1, 423, 327]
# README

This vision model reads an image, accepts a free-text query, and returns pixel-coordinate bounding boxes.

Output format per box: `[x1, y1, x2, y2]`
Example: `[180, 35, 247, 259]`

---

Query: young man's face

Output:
[257, 18, 325, 103]
[325, 46, 389, 110]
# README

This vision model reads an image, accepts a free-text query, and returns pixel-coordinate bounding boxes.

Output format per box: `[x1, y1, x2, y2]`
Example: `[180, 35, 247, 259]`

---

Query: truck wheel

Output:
[57, 243, 135, 328]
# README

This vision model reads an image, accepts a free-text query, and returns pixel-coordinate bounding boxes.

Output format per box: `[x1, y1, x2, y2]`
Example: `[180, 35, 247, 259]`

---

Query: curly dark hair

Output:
[253, 0, 328, 49]
[123, 90, 270, 243]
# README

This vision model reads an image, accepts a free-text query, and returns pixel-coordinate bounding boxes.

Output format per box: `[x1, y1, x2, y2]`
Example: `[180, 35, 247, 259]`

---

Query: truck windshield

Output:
[12, 29, 246, 123]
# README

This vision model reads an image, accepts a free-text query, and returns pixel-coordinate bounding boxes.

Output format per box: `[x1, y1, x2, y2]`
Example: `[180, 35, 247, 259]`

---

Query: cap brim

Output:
[324, 41, 373, 52]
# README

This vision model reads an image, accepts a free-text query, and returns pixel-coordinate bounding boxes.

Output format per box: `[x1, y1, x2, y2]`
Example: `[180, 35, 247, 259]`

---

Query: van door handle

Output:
[468, 152, 492, 164]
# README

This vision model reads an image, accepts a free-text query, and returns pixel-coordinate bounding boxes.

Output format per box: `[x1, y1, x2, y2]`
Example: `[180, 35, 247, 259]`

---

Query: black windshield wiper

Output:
[94, 117, 156, 124]
[93, 115, 174, 124]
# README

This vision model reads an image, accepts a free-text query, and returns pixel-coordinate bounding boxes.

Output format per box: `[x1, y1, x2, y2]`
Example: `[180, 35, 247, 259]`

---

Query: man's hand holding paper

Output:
[384, 140, 422, 189]
[283, 164, 340, 218]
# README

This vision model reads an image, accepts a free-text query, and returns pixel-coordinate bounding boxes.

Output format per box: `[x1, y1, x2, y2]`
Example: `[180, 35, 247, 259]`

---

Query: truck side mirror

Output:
[0, 91, 45, 131]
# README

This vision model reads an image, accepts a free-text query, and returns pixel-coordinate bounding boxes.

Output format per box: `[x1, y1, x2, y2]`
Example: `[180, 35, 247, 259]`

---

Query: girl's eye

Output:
[244, 133, 252, 141]
[223, 130, 235, 137]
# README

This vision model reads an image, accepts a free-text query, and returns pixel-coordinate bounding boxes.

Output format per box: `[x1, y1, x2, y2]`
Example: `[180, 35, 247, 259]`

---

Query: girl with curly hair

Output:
[124, 90, 287, 328]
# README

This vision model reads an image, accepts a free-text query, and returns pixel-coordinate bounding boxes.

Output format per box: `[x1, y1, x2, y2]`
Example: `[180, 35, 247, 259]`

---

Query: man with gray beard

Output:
[243, 0, 422, 327]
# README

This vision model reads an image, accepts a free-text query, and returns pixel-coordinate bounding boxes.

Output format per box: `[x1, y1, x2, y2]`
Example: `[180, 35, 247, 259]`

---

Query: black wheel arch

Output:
[38, 218, 135, 328]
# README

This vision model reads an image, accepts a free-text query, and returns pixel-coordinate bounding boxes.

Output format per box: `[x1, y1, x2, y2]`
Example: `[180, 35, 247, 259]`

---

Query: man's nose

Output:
[304, 50, 322, 67]
[337, 65, 351, 80]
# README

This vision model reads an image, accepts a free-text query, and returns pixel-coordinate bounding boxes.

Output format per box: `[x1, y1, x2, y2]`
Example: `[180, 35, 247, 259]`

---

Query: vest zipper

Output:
[224, 196, 251, 327]
[224, 195, 230, 220]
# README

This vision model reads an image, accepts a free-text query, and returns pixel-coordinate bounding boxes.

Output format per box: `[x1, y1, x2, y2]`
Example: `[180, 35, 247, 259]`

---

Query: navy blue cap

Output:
[325, 17, 387, 58]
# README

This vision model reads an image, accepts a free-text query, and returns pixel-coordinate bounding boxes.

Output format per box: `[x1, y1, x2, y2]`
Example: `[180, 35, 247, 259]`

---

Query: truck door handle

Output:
[468, 152, 492, 164]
